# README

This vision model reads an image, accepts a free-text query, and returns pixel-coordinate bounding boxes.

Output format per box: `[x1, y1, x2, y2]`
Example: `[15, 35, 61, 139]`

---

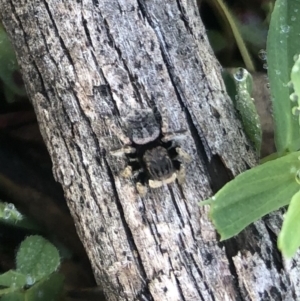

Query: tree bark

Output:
[1, 1, 299, 301]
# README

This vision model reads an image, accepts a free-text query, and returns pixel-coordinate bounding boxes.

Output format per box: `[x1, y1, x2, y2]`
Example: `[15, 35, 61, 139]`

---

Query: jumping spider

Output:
[110, 109, 191, 195]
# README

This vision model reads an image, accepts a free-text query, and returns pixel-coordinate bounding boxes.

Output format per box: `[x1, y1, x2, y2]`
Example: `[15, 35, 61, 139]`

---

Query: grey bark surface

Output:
[1, 1, 299, 301]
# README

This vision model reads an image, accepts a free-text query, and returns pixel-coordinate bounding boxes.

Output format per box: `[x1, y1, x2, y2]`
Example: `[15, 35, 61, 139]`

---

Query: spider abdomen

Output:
[143, 146, 175, 181]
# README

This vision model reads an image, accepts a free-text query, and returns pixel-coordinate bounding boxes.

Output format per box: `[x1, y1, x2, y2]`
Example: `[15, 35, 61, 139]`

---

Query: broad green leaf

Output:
[0, 291, 24, 301]
[25, 272, 64, 301]
[278, 189, 300, 257]
[202, 151, 300, 240]
[16, 236, 60, 284]
[0, 270, 26, 289]
[267, 0, 300, 153]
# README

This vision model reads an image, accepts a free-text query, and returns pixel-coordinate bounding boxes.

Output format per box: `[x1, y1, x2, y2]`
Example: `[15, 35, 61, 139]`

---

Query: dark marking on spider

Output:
[110, 109, 191, 195]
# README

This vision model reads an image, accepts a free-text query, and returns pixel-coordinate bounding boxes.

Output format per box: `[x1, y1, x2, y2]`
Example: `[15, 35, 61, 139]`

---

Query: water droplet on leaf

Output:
[258, 49, 267, 61]
[295, 170, 300, 184]
[292, 106, 300, 115]
[280, 25, 290, 33]
[290, 93, 298, 102]
[233, 68, 247, 82]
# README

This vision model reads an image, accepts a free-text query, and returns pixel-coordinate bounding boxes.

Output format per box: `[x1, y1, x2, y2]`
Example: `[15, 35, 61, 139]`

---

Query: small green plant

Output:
[202, 0, 300, 258]
[0, 235, 64, 301]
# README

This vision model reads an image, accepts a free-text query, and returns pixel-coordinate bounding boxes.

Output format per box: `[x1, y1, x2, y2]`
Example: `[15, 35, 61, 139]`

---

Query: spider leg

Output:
[177, 164, 186, 185]
[120, 163, 144, 179]
[161, 131, 187, 143]
[120, 166, 133, 178]
[149, 179, 164, 188]
[121, 167, 147, 195]
[175, 147, 192, 163]
[136, 182, 148, 196]
[131, 167, 144, 178]
[110, 146, 136, 156]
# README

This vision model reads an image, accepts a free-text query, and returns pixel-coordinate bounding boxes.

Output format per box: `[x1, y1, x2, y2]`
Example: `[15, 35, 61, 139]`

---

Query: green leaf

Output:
[290, 54, 300, 116]
[0, 291, 24, 301]
[267, 0, 300, 153]
[0, 270, 27, 289]
[0, 202, 23, 222]
[25, 273, 64, 301]
[231, 68, 262, 154]
[16, 236, 60, 285]
[0, 202, 41, 232]
[202, 151, 300, 240]
[278, 189, 300, 257]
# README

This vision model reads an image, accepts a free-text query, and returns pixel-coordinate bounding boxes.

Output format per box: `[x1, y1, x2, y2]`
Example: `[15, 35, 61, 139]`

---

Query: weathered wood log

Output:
[1, 1, 299, 300]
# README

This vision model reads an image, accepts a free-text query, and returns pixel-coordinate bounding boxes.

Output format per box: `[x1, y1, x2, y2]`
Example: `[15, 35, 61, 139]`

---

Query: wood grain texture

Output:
[1, 1, 298, 301]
